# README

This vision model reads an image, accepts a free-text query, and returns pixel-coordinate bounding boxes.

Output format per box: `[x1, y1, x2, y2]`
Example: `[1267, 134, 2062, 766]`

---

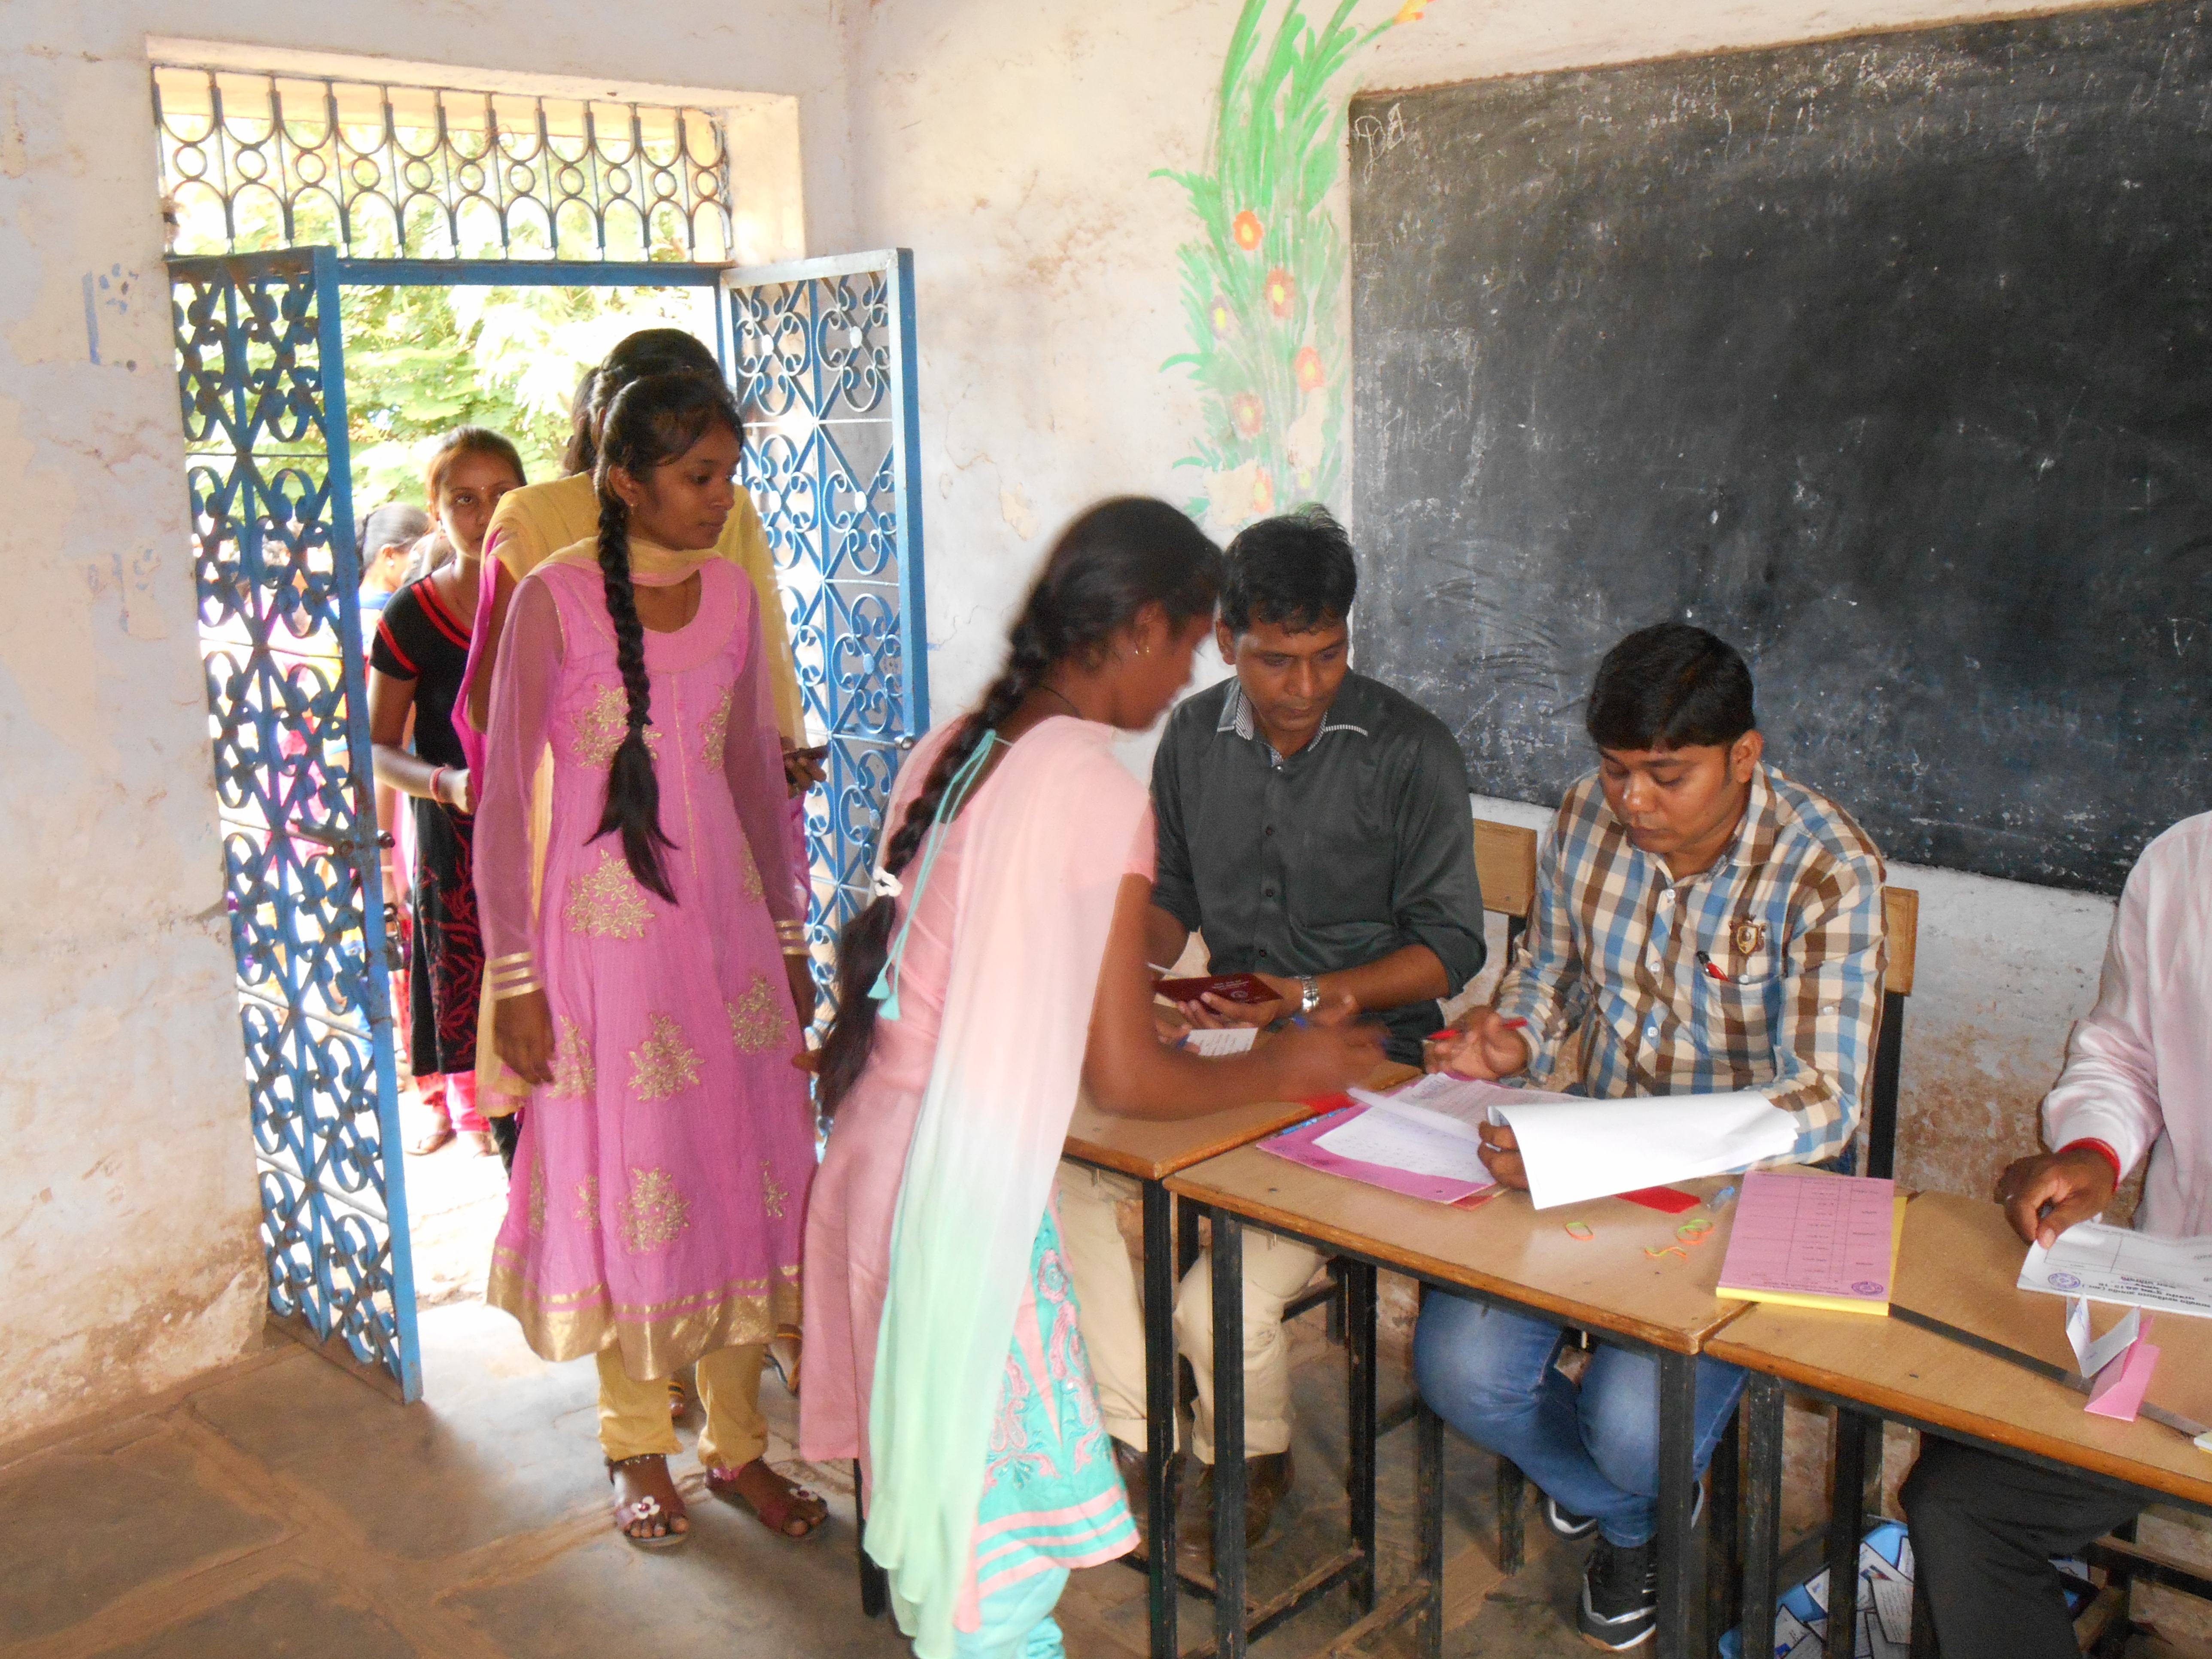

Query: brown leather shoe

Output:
[1177, 1449, 1296, 1571]
[1112, 1437, 1149, 1548]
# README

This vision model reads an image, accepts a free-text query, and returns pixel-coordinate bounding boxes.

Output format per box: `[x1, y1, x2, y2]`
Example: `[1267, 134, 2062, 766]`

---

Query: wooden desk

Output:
[1166, 1148, 1754, 1659]
[1060, 1060, 1419, 1659]
[1706, 1192, 2212, 1659]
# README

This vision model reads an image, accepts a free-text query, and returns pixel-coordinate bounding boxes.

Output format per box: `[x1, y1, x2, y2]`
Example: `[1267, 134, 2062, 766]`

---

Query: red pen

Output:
[1696, 950, 1726, 982]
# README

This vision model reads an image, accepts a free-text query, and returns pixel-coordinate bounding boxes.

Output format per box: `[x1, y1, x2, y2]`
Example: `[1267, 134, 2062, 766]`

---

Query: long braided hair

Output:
[562, 328, 722, 477]
[814, 496, 1223, 1119]
[589, 369, 746, 901]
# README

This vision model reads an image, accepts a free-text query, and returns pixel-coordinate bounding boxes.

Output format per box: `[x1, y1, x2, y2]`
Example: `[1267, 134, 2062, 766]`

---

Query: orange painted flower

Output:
[1209, 295, 1234, 337]
[1230, 392, 1265, 438]
[1232, 210, 1264, 251]
[1293, 345, 1325, 392]
[1264, 267, 1295, 319]
[1394, 0, 1427, 20]
[1252, 468, 1276, 516]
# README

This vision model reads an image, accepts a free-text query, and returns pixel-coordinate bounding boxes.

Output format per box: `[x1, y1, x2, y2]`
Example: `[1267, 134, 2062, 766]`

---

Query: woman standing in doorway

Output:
[369, 429, 526, 1159]
[475, 371, 823, 1548]
[800, 499, 1380, 1658]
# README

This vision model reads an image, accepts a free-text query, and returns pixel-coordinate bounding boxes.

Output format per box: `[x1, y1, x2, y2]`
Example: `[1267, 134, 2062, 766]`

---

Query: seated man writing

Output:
[1421, 622, 1886, 1652]
[1057, 505, 1486, 1557]
[1900, 810, 2212, 1659]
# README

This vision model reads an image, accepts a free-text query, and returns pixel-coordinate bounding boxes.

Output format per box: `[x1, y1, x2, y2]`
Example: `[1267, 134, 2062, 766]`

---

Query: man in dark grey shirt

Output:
[1058, 506, 1485, 1564]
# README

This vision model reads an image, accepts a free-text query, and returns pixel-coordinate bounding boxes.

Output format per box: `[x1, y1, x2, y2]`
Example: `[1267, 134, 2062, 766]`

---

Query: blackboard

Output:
[1350, 0, 2212, 893]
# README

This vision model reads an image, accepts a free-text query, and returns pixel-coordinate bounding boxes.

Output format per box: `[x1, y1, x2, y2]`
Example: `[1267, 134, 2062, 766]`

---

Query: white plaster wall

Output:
[848, 0, 2135, 1202]
[0, 3, 854, 1445]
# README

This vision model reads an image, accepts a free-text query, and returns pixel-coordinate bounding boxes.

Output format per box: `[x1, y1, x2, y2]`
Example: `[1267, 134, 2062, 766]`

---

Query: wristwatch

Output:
[1298, 975, 1322, 1015]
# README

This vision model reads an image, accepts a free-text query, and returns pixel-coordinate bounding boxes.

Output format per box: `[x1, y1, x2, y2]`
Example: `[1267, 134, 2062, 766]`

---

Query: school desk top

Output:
[1705, 1192, 2212, 1510]
[1164, 1149, 1752, 1354]
[1063, 1061, 1421, 1183]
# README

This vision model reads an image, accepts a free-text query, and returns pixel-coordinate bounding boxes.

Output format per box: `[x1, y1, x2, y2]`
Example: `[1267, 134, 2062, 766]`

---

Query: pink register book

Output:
[1258, 1100, 1499, 1207]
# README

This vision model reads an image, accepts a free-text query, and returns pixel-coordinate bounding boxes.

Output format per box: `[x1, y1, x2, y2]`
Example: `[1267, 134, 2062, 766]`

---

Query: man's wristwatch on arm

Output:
[1298, 975, 1322, 1015]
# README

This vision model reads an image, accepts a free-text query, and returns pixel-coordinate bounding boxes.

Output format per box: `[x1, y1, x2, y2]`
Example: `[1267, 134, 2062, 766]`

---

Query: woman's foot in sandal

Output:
[608, 1454, 690, 1549]
[706, 1459, 828, 1539]
[407, 1112, 455, 1156]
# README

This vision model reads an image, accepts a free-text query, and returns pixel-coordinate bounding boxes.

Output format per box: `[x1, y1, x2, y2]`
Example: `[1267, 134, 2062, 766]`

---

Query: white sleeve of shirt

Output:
[2041, 838, 2169, 1177]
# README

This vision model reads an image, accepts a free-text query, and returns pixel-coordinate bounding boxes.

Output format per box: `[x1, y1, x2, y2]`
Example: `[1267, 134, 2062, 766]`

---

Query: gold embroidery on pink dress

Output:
[762, 1160, 789, 1220]
[564, 850, 653, 940]
[618, 1167, 692, 1254]
[528, 1160, 547, 1235]
[741, 838, 765, 902]
[571, 684, 662, 769]
[700, 685, 735, 770]
[547, 1016, 596, 1098]
[629, 1012, 702, 1101]
[574, 1175, 601, 1230]
[726, 972, 793, 1056]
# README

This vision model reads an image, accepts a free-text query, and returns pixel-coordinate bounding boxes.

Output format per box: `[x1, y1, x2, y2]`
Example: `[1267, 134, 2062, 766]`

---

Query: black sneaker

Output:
[1542, 1492, 1599, 1540]
[1577, 1535, 1659, 1650]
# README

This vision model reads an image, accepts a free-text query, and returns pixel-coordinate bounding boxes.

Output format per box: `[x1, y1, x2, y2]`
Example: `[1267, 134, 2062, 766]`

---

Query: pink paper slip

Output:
[1260, 1107, 1498, 1206]
[1716, 1170, 1899, 1313]
[2086, 1334, 2160, 1422]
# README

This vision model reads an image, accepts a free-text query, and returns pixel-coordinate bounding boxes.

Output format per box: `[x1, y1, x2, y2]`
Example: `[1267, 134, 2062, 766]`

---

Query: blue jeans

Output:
[1412, 1291, 1746, 1548]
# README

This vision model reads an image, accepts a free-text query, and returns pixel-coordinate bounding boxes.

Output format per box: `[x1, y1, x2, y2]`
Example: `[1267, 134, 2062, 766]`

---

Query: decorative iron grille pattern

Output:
[173, 247, 420, 1397]
[153, 64, 733, 263]
[726, 253, 929, 1015]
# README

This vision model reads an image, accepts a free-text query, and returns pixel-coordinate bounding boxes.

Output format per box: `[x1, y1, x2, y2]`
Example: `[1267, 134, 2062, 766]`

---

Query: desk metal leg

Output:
[1211, 1208, 1249, 1659]
[1654, 1350, 1700, 1659]
[1346, 1256, 1379, 1613]
[1496, 1458, 1526, 1576]
[1741, 1375, 1786, 1659]
[1139, 1176, 1179, 1659]
[1823, 1409, 1873, 1659]
[1706, 1404, 1743, 1648]
[1416, 1399, 1446, 1659]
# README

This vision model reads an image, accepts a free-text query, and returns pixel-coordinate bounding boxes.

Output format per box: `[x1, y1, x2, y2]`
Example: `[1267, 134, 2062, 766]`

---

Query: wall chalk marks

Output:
[1350, 0, 2212, 893]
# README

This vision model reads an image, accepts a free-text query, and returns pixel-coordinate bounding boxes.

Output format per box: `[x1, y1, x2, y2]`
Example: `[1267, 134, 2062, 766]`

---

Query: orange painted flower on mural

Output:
[1232, 210, 1264, 251]
[1230, 392, 1265, 438]
[1252, 468, 1276, 516]
[1293, 345, 1325, 392]
[1265, 267, 1296, 318]
[1394, 0, 1428, 21]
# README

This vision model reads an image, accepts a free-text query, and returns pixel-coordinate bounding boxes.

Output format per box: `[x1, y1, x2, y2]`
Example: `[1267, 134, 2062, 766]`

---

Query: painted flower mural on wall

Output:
[1158, 0, 1416, 533]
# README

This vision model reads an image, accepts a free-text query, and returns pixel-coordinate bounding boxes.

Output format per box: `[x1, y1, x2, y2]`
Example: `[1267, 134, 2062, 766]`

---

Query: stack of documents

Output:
[2018, 1221, 2212, 1318]
[1716, 1171, 1902, 1316]
[1484, 1089, 1801, 1210]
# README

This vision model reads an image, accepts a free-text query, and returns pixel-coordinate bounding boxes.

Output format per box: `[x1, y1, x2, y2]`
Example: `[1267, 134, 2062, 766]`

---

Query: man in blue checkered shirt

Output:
[1419, 622, 1887, 1651]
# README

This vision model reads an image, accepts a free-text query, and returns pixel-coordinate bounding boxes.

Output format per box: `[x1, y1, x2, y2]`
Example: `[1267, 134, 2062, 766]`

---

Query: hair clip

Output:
[871, 869, 903, 899]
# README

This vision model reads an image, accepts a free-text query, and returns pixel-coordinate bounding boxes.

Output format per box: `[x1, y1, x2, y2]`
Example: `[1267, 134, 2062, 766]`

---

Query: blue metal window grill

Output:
[173, 246, 420, 1398]
[725, 251, 930, 1014]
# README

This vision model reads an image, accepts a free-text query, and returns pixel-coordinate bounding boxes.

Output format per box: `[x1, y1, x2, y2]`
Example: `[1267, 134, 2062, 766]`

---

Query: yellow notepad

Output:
[1714, 1172, 1907, 1318]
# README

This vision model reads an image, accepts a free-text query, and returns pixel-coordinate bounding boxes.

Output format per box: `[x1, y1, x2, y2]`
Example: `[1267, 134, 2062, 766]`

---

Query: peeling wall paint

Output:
[0, 3, 854, 1448]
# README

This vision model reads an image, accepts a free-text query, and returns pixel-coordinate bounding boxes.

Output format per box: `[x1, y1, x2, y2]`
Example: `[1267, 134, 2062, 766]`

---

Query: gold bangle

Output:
[489, 977, 543, 1001]
[781, 945, 811, 958]
[489, 950, 534, 969]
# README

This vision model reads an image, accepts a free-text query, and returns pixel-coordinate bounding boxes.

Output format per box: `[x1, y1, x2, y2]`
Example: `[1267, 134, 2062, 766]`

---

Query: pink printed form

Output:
[1717, 1171, 1897, 1300]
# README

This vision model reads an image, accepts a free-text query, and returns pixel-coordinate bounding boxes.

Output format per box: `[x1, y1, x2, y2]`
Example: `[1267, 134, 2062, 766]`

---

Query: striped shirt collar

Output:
[1217, 678, 1373, 757]
[1598, 763, 1780, 886]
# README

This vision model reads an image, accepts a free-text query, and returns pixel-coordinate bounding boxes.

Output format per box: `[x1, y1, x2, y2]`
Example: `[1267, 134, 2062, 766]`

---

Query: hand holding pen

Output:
[1422, 1007, 1532, 1079]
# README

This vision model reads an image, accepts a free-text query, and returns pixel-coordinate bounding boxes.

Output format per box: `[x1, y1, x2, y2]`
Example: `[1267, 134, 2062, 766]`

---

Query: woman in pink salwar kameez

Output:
[475, 371, 824, 1549]
[799, 498, 1382, 1658]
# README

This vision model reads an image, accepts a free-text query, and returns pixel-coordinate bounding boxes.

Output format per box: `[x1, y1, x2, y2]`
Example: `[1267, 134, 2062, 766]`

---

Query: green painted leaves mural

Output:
[1158, 0, 1422, 532]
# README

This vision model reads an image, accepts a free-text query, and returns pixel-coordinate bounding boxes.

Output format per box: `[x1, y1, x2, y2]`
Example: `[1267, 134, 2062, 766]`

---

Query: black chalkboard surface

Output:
[1350, 0, 2212, 893]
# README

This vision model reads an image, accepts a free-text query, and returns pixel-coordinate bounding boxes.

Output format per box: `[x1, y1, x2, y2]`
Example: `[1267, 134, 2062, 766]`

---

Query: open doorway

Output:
[159, 55, 928, 1402]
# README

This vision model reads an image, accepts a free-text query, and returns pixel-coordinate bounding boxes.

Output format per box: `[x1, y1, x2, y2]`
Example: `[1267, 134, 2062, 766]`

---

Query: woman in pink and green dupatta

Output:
[800, 499, 1382, 1659]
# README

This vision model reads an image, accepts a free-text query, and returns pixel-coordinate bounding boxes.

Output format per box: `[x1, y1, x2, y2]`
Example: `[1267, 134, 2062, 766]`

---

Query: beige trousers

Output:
[1056, 1160, 1321, 1462]
[596, 1343, 769, 1469]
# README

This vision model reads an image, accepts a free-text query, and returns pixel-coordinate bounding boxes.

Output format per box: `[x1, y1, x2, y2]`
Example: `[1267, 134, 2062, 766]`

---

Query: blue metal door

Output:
[173, 246, 421, 1399]
[723, 252, 930, 1009]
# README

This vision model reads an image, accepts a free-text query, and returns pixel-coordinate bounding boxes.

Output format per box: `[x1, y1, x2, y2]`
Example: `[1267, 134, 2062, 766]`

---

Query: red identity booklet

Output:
[1153, 972, 1277, 1007]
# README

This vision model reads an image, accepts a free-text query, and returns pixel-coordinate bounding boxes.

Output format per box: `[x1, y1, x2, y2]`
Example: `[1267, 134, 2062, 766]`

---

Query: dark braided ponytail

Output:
[589, 369, 747, 902]
[815, 496, 1223, 1120]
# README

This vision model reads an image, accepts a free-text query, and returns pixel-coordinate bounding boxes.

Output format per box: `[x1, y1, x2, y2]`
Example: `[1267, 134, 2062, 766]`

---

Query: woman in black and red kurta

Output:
[368, 428, 526, 1158]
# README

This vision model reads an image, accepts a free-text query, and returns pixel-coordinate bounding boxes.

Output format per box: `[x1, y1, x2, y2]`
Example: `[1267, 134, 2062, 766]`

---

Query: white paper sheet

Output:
[1482, 1090, 1802, 1210]
[2019, 1221, 2212, 1318]
[1869, 1577, 1913, 1647]
[2065, 1298, 2143, 1378]
[1181, 1025, 1257, 1056]
[1348, 1073, 1575, 1130]
[1313, 1098, 1494, 1184]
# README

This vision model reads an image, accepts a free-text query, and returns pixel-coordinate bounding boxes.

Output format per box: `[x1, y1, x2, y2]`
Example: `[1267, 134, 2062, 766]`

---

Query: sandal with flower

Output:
[705, 1459, 829, 1540]
[608, 1453, 690, 1550]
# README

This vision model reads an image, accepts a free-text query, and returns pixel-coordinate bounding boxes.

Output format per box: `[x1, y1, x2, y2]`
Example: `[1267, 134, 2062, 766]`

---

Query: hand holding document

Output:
[2018, 1221, 2212, 1319]
[1484, 1090, 1802, 1210]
